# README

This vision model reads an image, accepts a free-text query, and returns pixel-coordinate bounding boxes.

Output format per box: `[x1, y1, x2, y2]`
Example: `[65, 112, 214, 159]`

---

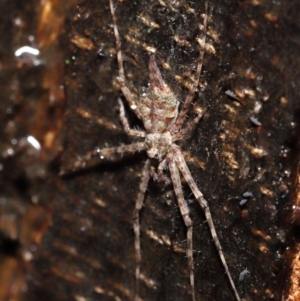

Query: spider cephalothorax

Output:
[145, 132, 172, 160]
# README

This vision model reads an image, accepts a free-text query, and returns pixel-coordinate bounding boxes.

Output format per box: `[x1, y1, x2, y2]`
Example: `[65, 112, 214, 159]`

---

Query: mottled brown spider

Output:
[60, 0, 241, 300]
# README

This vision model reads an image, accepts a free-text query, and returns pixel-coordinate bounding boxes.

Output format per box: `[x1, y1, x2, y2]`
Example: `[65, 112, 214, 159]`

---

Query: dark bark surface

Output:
[0, 1, 300, 301]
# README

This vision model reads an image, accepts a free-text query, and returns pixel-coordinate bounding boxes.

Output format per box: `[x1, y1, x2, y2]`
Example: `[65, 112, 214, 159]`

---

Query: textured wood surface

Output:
[0, 1, 300, 301]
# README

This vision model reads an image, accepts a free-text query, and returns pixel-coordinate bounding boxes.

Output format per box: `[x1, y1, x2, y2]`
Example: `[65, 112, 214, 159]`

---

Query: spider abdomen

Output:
[139, 91, 178, 133]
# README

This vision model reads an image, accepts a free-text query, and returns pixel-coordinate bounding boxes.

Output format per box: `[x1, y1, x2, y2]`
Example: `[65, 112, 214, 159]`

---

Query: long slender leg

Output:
[171, 144, 241, 301]
[118, 98, 146, 137]
[109, 0, 141, 118]
[133, 159, 151, 301]
[173, 107, 208, 142]
[171, 2, 208, 133]
[59, 142, 145, 176]
[168, 156, 196, 301]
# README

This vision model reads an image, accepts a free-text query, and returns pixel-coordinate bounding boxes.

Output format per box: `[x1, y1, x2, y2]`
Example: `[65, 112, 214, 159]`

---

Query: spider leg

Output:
[118, 98, 146, 137]
[109, 0, 141, 119]
[59, 142, 145, 176]
[173, 107, 208, 142]
[171, 2, 208, 133]
[133, 158, 151, 301]
[171, 144, 241, 301]
[168, 155, 195, 301]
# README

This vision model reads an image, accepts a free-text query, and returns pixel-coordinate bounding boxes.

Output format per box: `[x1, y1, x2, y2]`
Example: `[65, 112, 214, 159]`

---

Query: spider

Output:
[60, 0, 241, 300]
